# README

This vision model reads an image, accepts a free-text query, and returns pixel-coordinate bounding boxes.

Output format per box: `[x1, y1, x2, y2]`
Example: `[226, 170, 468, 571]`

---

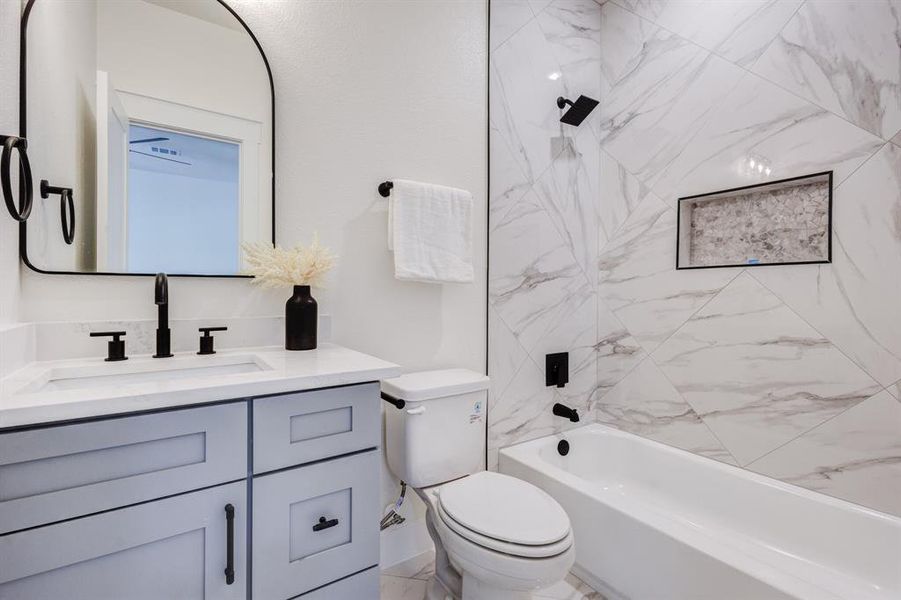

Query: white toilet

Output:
[383, 369, 575, 600]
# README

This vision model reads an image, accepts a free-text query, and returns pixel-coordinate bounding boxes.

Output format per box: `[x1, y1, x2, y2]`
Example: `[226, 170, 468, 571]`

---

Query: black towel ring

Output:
[41, 179, 75, 245]
[0, 135, 34, 223]
[60, 188, 75, 245]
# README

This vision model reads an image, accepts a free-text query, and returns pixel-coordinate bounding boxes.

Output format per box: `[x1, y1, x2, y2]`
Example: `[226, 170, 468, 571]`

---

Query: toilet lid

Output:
[437, 472, 570, 546]
[437, 501, 573, 558]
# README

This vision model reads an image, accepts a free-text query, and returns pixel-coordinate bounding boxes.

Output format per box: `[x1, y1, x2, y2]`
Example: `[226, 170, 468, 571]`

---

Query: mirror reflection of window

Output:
[125, 125, 240, 275]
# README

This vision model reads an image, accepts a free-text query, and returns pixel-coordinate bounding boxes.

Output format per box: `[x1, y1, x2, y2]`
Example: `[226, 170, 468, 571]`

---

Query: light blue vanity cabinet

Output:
[0, 382, 383, 599]
[251, 383, 381, 599]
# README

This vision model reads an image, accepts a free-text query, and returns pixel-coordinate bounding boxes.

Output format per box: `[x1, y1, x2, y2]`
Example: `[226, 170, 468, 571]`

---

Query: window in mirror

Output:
[126, 125, 240, 275]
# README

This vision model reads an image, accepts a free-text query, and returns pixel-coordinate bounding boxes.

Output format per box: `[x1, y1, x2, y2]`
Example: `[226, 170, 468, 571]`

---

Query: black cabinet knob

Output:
[198, 326, 227, 355]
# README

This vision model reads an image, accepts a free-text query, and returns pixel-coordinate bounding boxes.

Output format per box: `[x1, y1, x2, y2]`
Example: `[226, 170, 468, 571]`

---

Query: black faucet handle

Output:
[90, 331, 128, 362]
[198, 326, 227, 355]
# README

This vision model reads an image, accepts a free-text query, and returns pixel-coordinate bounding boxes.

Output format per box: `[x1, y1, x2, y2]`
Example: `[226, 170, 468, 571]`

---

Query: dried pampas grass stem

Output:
[243, 233, 336, 288]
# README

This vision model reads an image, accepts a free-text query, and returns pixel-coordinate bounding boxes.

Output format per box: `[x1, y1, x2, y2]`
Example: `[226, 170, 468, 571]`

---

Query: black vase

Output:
[285, 285, 317, 350]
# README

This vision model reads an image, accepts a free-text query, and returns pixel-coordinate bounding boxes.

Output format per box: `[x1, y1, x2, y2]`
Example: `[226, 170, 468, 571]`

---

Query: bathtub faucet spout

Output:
[553, 402, 579, 423]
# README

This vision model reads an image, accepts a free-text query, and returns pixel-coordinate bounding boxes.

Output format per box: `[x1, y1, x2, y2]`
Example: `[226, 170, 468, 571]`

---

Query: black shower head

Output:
[557, 95, 599, 126]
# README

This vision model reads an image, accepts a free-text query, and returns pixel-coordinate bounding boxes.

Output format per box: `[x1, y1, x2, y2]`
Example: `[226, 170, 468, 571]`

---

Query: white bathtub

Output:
[499, 424, 901, 600]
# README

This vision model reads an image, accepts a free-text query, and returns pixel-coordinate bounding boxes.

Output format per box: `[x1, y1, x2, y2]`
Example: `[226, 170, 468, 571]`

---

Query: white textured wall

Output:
[3, 0, 487, 565]
[0, 0, 21, 325]
[21, 0, 97, 272]
[13, 0, 489, 378]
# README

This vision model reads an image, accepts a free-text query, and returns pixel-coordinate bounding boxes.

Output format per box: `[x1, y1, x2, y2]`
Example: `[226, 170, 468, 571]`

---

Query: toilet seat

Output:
[437, 501, 573, 558]
[434, 472, 572, 559]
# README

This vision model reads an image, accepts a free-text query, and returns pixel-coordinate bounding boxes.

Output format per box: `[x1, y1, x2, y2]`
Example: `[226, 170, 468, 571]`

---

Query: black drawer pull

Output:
[312, 516, 339, 532]
[224, 504, 235, 585]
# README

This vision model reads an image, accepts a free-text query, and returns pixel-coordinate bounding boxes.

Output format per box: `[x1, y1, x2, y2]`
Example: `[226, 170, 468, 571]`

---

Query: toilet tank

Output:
[382, 369, 489, 488]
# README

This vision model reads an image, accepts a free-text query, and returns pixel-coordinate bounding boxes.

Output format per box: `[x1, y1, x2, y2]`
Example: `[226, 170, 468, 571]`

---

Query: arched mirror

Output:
[20, 0, 274, 277]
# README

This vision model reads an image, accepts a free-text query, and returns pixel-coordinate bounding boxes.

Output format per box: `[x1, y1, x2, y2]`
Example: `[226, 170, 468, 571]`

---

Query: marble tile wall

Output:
[488, 0, 603, 467]
[489, 0, 901, 516]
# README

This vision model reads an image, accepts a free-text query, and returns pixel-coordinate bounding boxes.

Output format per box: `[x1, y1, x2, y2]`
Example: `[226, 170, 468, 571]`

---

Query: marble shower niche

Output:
[676, 172, 832, 269]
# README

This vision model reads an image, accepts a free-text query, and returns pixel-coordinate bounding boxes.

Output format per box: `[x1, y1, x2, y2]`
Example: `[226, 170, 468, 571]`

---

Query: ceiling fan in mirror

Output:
[128, 136, 192, 166]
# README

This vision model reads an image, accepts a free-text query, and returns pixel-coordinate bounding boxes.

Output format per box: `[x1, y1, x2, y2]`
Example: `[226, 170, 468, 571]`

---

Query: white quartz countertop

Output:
[0, 343, 401, 429]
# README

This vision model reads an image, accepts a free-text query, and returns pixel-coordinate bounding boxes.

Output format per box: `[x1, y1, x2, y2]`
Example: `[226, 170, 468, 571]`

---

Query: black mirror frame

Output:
[18, 0, 275, 278]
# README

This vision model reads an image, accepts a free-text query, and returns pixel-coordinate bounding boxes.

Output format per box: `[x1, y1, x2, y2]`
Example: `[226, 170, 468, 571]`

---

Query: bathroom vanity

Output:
[0, 344, 400, 599]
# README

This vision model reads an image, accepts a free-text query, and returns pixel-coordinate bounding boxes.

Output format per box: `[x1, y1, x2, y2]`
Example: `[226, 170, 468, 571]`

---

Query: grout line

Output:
[744, 267, 885, 389]
[641, 269, 749, 463]
[831, 140, 890, 191]
[671, 267, 883, 467]
[743, 0, 897, 143]
[595, 267, 746, 409]
[596, 152, 668, 258]
[487, 304, 532, 402]
[489, 3, 537, 54]
[743, 384, 890, 470]
[647, 337, 741, 466]
[605, 0, 888, 151]
[742, 0, 806, 75]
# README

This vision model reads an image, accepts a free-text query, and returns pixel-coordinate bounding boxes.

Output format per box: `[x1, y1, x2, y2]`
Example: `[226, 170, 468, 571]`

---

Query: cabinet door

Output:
[0, 481, 246, 600]
[253, 450, 379, 599]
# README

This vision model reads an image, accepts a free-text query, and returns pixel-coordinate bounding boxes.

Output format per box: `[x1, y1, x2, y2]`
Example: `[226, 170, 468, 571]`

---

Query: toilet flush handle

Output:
[406, 406, 426, 415]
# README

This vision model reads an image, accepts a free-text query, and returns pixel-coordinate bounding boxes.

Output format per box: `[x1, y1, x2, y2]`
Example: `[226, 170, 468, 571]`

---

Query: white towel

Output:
[388, 179, 473, 283]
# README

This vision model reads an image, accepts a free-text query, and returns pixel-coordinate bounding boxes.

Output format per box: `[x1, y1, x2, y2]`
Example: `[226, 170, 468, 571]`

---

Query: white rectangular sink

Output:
[20, 354, 272, 394]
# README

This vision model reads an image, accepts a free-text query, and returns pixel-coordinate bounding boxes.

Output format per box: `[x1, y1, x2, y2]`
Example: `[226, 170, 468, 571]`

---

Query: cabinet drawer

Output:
[300, 567, 378, 599]
[0, 402, 247, 533]
[252, 383, 379, 473]
[253, 450, 380, 599]
[0, 481, 247, 600]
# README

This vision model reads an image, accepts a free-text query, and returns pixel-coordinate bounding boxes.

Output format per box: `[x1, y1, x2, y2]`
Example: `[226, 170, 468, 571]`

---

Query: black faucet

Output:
[553, 402, 579, 423]
[153, 273, 173, 358]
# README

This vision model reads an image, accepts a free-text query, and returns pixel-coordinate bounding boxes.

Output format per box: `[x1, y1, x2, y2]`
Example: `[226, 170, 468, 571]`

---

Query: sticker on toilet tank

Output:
[469, 401, 483, 423]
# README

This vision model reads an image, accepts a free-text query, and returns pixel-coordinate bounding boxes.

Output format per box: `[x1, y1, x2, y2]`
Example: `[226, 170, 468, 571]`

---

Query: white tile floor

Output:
[380, 551, 605, 600]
